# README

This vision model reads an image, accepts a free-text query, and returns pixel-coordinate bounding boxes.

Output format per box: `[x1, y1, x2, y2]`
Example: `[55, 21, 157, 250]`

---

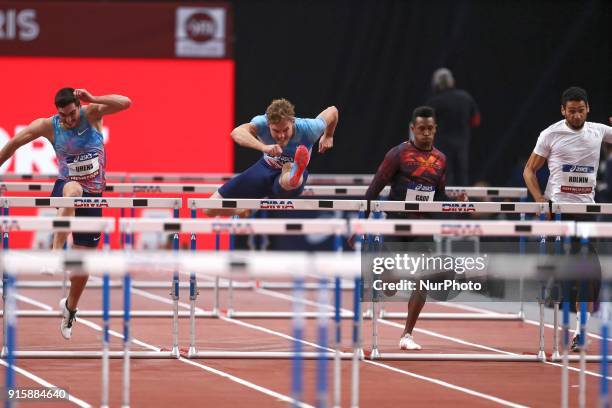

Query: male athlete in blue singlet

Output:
[0, 88, 131, 339]
[207, 98, 338, 216]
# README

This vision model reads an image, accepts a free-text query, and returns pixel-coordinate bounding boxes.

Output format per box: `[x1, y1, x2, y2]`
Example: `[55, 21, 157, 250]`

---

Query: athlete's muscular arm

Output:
[317, 106, 338, 153]
[231, 123, 282, 156]
[76, 89, 132, 120]
[0, 118, 53, 168]
[523, 152, 548, 202]
[365, 147, 399, 213]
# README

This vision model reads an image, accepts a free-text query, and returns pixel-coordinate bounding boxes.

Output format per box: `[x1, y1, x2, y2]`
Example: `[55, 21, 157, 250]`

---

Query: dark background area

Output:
[232, 0, 611, 186]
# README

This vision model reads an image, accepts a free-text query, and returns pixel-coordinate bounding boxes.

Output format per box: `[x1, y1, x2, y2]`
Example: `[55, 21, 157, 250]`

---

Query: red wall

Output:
[0, 56, 234, 174]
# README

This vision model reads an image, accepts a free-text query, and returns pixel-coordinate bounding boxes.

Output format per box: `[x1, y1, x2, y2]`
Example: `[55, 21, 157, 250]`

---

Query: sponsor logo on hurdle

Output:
[259, 200, 295, 209]
[74, 198, 109, 208]
[441, 203, 475, 212]
[440, 224, 483, 236]
[133, 186, 162, 193]
[211, 222, 254, 234]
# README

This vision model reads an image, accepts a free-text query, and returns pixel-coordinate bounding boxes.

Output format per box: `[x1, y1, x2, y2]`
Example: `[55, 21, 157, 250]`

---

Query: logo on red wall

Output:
[175, 7, 226, 58]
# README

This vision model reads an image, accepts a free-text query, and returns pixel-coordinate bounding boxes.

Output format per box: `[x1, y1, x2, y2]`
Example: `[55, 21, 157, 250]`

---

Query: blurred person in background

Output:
[426, 68, 480, 187]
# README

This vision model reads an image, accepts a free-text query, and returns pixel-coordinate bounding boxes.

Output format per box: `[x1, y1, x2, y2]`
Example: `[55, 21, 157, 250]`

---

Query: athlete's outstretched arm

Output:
[523, 152, 548, 202]
[76, 89, 132, 119]
[0, 118, 53, 167]
[231, 123, 282, 156]
[317, 106, 338, 153]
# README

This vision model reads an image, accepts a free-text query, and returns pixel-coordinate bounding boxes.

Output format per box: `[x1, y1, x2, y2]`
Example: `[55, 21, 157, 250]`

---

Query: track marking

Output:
[363, 359, 529, 408]
[11, 292, 314, 408]
[0, 359, 92, 407]
[124, 286, 536, 407]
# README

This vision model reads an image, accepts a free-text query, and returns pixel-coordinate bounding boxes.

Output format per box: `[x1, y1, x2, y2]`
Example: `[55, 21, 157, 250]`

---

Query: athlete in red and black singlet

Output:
[364, 106, 466, 351]
[365, 140, 449, 218]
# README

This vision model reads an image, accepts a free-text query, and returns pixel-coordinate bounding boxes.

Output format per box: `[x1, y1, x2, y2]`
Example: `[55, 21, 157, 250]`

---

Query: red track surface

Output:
[1, 282, 608, 407]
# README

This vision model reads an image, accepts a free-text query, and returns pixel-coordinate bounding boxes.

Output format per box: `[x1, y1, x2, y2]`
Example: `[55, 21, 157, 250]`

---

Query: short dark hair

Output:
[561, 86, 588, 106]
[54, 87, 79, 108]
[411, 106, 436, 124]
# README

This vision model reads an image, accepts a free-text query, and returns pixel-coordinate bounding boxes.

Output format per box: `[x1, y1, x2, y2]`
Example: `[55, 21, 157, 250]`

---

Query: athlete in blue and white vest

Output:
[0, 87, 131, 339]
[208, 98, 338, 217]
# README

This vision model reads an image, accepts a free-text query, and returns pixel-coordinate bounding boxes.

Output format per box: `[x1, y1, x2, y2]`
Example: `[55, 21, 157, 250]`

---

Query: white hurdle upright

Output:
[350, 218, 576, 361]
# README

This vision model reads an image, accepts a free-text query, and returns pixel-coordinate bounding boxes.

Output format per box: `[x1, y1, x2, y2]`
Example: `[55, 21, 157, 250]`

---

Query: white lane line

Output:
[126, 285, 532, 407]
[251, 287, 612, 381]
[0, 360, 92, 407]
[364, 360, 529, 408]
[0, 289, 54, 311]
[12, 292, 313, 408]
[439, 302, 608, 342]
[176, 357, 313, 408]
[381, 319, 516, 355]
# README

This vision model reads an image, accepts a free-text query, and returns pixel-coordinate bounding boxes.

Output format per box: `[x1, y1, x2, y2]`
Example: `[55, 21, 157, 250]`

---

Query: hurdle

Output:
[1, 180, 528, 199]
[351, 218, 577, 361]
[2, 251, 364, 408]
[0, 197, 197, 320]
[119, 217, 352, 319]
[551, 220, 612, 391]
[0, 216, 114, 360]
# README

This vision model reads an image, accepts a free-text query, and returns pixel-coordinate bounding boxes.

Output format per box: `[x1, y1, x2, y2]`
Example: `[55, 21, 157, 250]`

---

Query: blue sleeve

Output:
[303, 117, 327, 144]
[250, 115, 268, 137]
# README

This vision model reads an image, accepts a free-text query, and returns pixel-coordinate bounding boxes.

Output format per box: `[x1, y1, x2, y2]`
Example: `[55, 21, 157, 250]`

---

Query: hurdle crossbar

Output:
[0, 216, 115, 232]
[350, 219, 575, 237]
[119, 217, 348, 235]
[0, 197, 182, 208]
[189, 198, 366, 211]
[1, 181, 528, 198]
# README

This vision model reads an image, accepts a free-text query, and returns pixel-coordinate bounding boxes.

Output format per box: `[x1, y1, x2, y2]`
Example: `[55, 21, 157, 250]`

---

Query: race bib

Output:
[263, 153, 293, 168]
[560, 164, 595, 194]
[67, 152, 100, 181]
[404, 182, 435, 202]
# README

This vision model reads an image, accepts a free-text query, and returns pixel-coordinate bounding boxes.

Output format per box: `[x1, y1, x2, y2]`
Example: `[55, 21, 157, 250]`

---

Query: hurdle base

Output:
[372, 353, 541, 361]
[227, 311, 354, 319]
[9, 351, 176, 359]
[187, 351, 353, 359]
[380, 312, 523, 320]
[550, 355, 612, 362]
[1, 310, 217, 318]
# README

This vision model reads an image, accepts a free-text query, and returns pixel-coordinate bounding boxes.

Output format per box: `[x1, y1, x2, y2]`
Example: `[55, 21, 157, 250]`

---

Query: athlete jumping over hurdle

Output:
[365, 106, 468, 351]
[524, 86, 612, 352]
[0, 88, 131, 339]
[206, 98, 338, 217]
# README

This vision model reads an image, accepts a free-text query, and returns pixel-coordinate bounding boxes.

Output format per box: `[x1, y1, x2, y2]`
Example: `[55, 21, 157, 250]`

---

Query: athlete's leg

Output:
[205, 159, 277, 217]
[401, 289, 426, 336]
[279, 145, 310, 190]
[52, 181, 82, 250]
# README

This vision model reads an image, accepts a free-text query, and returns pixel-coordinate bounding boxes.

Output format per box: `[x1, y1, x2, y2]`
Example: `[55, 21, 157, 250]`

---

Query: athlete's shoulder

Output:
[250, 114, 268, 125]
[295, 116, 325, 127]
[539, 119, 568, 137]
[431, 146, 447, 161]
[585, 121, 611, 133]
